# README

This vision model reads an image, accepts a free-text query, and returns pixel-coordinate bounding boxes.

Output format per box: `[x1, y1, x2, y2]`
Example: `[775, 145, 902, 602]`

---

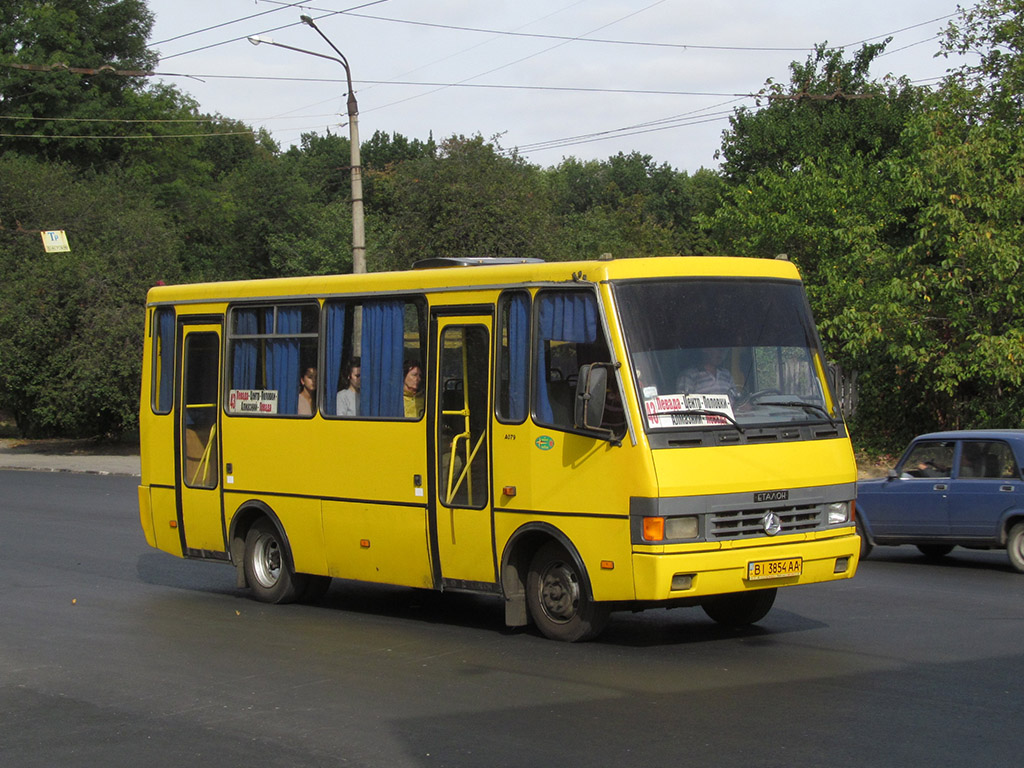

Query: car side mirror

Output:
[574, 363, 620, 444]
[887, 468, 898, 481]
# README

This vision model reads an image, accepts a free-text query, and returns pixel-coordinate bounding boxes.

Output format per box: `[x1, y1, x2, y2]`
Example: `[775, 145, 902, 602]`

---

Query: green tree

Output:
[381, 135, 555, 268]
[717, 42, 923, 184]
[545, 153, 723, 259]
[0, 154, 179, 436]
[705, 3, 1024, 448]
[0, 0, 157, 166]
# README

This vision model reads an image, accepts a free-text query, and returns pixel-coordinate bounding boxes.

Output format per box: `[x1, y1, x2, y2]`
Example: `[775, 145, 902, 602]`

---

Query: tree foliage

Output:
[706, 1, 1024, 448]
[4, 0, 1024, 451]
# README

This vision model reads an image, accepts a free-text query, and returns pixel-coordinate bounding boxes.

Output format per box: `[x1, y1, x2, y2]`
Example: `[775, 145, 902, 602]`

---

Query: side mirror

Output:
[574, 363, 621, 444]
[887, 468, 898, 481]
[574, 364, 608, 430]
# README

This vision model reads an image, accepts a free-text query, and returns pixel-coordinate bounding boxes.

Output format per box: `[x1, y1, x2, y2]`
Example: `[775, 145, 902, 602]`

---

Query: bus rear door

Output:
[177, 322, 226, 557]
[430, 314, 496, 589]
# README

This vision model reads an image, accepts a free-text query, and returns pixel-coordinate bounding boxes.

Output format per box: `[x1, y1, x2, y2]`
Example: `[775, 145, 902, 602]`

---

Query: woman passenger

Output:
[402, 360, 425, 419]
[297, 366, 317, 416]
[336, 357, 361, 417]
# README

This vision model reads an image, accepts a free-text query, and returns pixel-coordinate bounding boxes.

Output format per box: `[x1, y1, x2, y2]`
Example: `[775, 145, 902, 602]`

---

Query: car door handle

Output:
[1001, 485, 1015, 492]
[933, 483, 948, 491]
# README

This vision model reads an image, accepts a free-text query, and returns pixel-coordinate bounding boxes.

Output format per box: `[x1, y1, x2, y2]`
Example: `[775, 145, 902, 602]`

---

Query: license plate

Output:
[747, 557, 803, 581]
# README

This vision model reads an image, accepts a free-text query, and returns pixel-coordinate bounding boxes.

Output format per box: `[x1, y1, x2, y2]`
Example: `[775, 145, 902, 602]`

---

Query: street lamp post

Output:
[248, 20, 366, 274]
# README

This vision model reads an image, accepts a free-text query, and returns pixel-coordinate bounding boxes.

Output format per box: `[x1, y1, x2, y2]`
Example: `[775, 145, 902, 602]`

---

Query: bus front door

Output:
[176, 323, 226, 557]
[431, 316, 496, 588]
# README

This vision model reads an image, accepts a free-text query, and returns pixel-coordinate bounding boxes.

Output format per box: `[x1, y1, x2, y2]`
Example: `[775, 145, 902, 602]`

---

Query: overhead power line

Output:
[0, 131, 253, 140]
[260, 2, 956, 54]
[155, 1, 390, 61]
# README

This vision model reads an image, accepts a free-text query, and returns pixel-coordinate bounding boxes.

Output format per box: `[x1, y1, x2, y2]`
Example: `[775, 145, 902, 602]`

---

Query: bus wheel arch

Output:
[229, 501, 307, 603]
[500, 524, 607, 642]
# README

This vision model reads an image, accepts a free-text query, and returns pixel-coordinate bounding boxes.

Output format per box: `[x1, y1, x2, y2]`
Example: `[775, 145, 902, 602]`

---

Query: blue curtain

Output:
[324, 303, 346, 416]
[535, 292, 598, 424]
[267, 307, 301, 415]
[156, 309, 175, 412]
[361, 301, 405, 418]
[232, 309, 259, 391]
[506, 293, 529, 422]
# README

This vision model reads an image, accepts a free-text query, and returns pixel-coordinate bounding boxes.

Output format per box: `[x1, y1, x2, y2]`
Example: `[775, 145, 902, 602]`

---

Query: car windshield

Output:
[614, 277, 838, 430]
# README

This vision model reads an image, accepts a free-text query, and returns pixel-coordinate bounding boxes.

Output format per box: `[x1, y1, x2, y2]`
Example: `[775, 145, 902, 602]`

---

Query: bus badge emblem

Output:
[762, 511, 782, 536]
[535, 435, 555, 451]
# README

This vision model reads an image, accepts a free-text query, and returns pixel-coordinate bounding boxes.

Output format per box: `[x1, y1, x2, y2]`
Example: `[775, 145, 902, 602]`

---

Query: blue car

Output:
[856, 430, 1024, 572]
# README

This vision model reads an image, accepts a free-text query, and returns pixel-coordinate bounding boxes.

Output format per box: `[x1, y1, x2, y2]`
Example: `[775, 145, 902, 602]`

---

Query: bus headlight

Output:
[642, 516, 699, 541]
[827, 501, 851, 525]
[665, 516, 699, 540]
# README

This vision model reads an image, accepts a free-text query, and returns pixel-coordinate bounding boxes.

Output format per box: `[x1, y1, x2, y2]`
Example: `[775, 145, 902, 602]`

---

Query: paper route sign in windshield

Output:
[644, 393, 735, 428]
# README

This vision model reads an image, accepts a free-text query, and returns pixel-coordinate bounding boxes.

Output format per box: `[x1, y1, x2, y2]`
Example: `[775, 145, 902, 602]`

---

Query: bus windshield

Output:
[614, 277, 838, 430]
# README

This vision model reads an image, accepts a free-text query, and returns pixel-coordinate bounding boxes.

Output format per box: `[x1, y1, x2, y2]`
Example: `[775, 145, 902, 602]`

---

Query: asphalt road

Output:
[2, 469, 1022, 767]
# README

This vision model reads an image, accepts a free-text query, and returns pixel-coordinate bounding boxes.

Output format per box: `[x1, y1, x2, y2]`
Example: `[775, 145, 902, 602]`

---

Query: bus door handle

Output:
[932, 483, 948, 492]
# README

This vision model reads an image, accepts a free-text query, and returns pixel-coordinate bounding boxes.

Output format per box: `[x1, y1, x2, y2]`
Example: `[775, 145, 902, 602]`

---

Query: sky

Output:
[144, 0, 972, 172]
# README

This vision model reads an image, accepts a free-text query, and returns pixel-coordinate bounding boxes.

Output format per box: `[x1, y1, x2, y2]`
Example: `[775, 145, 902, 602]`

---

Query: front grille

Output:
[709, 503, 823, 539]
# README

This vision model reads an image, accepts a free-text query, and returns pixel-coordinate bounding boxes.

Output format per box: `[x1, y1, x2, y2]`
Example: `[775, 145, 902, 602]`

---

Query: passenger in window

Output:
[403, 360, 425, 419]
[677, 347, 734, 394]
[298, 366, 317, 416]
[336, 357, 361, 417]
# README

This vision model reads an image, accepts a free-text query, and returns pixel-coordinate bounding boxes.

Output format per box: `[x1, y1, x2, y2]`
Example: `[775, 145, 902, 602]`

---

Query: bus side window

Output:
[152, 307, 175, 414]
[534, 290, 613, 431]
[227, 304, 318, 417]
[496, 291, 530, 423]
[323, 298, 426, 419]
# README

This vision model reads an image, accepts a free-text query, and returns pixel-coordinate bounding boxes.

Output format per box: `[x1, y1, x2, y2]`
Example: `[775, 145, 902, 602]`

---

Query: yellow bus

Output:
[138, 255, 859, 641]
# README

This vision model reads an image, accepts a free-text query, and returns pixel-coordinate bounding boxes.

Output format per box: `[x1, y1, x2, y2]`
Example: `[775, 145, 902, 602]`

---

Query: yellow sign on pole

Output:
[41, 230, 70, 253]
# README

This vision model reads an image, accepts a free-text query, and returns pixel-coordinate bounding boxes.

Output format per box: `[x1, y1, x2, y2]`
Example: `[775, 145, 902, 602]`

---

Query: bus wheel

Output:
[526, 542, 608, 642]
[702, 588, 776, 628]
[244, 518, 307, 604]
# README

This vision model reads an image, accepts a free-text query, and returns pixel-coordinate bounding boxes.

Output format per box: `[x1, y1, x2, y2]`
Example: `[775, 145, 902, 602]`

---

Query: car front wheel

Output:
[856, 518, 873, 559]
[1007, 522, 1024, 573]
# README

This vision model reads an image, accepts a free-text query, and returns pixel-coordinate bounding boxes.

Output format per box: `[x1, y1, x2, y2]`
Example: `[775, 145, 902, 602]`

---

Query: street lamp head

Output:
[247, 35, 274, 46]
[300, 15, 315, 27]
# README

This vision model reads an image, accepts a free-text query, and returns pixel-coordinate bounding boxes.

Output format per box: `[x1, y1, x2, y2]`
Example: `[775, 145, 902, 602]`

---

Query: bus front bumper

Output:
[631, 532, 860, 601]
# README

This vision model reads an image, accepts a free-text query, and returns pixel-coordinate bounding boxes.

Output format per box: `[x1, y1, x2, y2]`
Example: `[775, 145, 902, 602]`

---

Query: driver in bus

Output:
[677, 347, 734, 394]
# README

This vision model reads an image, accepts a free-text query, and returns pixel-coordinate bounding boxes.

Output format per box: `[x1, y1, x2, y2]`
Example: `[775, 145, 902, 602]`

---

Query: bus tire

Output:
[526, 541, 608, 642]
[702, 588, 777, 628]
[244, 518, 307, 604]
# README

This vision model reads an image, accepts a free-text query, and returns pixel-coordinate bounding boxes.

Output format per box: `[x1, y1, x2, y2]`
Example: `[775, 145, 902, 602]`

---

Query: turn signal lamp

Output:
[642, 517, 665, 542]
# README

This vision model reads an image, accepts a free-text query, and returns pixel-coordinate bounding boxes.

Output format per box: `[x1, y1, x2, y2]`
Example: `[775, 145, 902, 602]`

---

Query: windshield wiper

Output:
[657, 408, 745, 434]
[751, 398, 836, 426]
